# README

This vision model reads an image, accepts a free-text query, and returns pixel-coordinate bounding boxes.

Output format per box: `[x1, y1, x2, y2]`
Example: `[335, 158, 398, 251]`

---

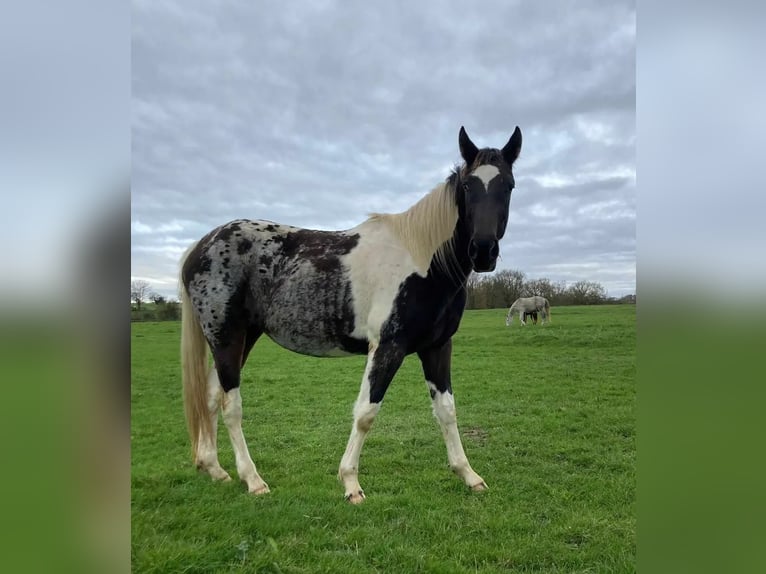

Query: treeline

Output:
[130, 271, 635, 322]
[465, 270, 634, 309]
[131, 299, 180, 322]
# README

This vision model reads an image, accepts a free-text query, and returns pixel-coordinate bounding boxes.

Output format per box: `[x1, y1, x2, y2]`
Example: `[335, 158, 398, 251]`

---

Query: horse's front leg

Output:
[338, 341, 404, 504]
[418, 340, 487, 492]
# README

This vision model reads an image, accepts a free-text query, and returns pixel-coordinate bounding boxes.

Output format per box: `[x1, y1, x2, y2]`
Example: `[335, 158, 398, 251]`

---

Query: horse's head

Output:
[457, 126, 522, 272]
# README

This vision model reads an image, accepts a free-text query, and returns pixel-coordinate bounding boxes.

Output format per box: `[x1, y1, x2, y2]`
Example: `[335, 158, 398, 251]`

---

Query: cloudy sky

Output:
[132, 0, 635, 300]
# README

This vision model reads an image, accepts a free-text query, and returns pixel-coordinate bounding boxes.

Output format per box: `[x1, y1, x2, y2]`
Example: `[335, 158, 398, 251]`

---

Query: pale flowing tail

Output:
[180, 244, 212, 460]
[545, 300, 552, 323]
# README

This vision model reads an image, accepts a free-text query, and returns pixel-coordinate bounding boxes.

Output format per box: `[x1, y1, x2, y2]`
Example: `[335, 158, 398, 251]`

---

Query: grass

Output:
[132, 305, 635, 573]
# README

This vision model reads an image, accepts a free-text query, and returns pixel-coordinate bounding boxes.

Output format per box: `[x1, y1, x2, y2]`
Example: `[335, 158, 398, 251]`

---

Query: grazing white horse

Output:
[505, 296, 551, 326]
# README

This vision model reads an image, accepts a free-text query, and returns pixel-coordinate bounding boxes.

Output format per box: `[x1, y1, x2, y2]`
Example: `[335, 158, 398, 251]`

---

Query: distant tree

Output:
[567, 280, 607, 305]
[493, 269, 526, 307]
[131, 280, 152, 311]
[549, 280, 570, 305]
[150, 292, 166, 305]
[522, 277, 558, 301]
[464, 270, 613, 309]
[465, 274, 482, 309]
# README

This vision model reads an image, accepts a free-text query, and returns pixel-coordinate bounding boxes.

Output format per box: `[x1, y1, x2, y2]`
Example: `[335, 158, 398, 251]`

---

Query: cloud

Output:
[132, 0, 635, 298]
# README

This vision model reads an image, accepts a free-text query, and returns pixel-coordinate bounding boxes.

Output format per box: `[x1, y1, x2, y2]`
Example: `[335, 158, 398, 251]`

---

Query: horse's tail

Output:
[545, 300, 552, 323]
[180, 243, 212, 460]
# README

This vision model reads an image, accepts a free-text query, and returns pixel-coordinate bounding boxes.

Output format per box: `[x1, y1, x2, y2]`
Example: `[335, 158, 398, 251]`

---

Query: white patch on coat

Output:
[342, 220, 421, 344]
[367, 183, 458, 275]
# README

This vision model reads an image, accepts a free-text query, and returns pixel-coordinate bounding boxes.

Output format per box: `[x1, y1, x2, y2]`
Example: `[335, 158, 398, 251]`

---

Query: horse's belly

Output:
[265, 328, 365, 357]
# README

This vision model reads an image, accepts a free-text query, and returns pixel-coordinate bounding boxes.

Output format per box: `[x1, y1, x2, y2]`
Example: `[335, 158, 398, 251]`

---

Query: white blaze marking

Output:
[473, 165, 500, 191]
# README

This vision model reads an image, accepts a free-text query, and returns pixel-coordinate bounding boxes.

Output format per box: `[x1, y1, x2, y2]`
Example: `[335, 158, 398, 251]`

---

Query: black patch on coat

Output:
[334, 281, 368, 354]
[237, 238, 253, 254]
[279, 230, 360, 273]
[181, 241, 212, 285]
[280, 230, 359, 258]
[418, 339, 454, 395]
[367, 343, 407, 403]
[214, 220, 246, 242]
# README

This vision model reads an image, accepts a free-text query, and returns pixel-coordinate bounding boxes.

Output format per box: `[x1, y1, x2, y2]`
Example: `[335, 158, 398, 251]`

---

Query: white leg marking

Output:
[195, 369, 231, 482]
[429, 384, 487, 490]
[221, 387, 270, 494]
[339, 346, 380, 503]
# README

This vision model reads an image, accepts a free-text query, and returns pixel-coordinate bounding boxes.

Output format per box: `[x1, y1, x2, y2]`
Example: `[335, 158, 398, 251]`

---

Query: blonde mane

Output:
[368, 180, 462, 279]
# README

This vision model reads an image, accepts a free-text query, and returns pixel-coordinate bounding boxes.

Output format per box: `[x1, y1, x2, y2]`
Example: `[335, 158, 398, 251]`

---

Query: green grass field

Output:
[132, 305, 635, 573]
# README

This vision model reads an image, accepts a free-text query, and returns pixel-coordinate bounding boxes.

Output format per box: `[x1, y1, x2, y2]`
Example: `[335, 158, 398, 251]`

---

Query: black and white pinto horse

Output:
[180, 126, 522, 503]
[505, 296, 551, 326]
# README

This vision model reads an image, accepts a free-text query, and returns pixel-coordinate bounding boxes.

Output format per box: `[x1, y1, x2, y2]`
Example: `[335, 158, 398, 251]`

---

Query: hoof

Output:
[470, 481, 488, 492]
[248, 483, 271, 495]
[198, 463, 232, 482]
[345, 490, 365, 504]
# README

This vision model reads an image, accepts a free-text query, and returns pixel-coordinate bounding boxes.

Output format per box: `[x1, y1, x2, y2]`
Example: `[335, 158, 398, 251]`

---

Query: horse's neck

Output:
[428, 221, 473, 288]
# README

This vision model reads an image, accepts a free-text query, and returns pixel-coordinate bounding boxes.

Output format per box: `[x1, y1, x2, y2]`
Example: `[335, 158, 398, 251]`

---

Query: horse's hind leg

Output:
[195, 369, 232, 482]
[221, 387, 269, 494]
[214, 334, 270, 495]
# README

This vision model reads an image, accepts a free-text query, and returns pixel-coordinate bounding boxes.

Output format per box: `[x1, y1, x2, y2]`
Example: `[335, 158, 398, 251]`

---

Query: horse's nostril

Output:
[468, 241, 479, 259]
[490, 243, 499, 258]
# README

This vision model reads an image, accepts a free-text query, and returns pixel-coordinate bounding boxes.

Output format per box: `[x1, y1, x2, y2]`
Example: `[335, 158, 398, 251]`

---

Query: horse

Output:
[506, 296, 551, 326]
[179, 125, 522, 503]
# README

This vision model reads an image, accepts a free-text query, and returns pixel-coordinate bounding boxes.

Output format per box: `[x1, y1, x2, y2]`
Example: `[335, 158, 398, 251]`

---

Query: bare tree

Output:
[465, 274, 482, 309]
[493, 269, 525, 307]
[465, 269, 609, 309]
[567, 280, 607, 305]
[131, 280, 152, 311]
[523, 277, 556, 300]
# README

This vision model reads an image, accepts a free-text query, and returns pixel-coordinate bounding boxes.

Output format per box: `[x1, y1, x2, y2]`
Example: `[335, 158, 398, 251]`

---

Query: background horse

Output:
[506, 296, 551, 326]
[180, 125, 522, 503]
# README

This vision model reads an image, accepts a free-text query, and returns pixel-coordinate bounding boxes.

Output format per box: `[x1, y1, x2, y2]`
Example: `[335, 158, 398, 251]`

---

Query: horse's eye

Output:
[462, 182, 470, 192]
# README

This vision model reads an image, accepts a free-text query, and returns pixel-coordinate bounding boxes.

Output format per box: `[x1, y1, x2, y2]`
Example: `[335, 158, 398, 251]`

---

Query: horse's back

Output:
[182, 219, 358, 353]
[183, 217, 455, 357]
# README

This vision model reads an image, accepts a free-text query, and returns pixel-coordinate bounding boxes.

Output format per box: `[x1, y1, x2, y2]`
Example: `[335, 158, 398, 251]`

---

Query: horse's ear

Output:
[459, 126, 479, 166]
[502, 126, 522, 165]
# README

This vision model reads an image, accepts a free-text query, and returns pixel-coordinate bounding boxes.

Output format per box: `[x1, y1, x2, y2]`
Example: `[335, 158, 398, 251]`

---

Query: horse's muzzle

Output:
[468, 237, 499, 272]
